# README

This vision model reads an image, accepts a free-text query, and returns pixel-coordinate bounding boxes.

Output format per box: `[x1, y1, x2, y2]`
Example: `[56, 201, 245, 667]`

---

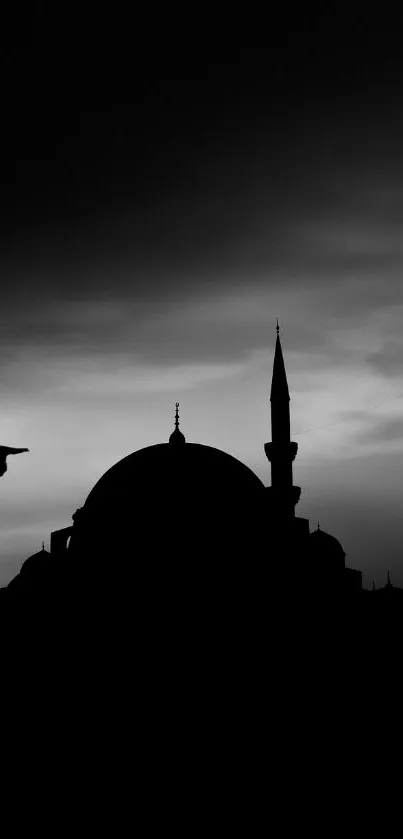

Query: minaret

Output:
[264, 323, 301, 518]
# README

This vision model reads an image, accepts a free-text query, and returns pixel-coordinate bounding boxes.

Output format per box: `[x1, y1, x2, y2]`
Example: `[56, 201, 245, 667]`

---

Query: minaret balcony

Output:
[264, 441, 298, 463]
[265, 484, 301, 514]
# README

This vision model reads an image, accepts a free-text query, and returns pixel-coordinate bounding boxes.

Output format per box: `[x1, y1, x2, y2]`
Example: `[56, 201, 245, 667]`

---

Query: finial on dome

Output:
[169, 402, 186, 445]
[276, 318, 280, 335]
[41, 541, 45, 551]
[317, 521, 320, 530]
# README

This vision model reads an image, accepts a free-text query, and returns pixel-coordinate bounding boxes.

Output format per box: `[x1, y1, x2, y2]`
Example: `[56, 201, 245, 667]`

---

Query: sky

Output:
[2, 21, 403, 587]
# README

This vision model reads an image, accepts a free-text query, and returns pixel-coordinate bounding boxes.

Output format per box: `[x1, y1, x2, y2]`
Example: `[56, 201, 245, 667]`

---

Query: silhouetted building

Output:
[3, 326, 363, 608]
[371, 570, 403, 601]
[7, 543, 51, 594]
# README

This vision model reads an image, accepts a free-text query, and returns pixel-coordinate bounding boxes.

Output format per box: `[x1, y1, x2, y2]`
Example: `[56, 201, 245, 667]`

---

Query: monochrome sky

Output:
[2, 22, 403, 586]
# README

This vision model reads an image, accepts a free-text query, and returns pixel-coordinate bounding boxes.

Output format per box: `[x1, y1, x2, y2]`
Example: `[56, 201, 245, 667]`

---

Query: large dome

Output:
[84, 442, 265, 510]
[69, 442, 266, 562]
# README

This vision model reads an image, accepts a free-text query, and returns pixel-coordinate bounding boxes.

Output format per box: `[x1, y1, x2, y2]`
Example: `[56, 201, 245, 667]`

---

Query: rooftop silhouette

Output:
[1, 326, 401, 635]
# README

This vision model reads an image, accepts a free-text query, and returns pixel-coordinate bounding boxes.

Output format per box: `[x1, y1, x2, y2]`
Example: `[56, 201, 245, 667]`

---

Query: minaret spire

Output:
[264, 323, 301, 518]
[270, 324, 290, 417]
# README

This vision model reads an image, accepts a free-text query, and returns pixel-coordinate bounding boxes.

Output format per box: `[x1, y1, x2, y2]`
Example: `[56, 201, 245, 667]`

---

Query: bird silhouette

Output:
[0, 446, 29, 477]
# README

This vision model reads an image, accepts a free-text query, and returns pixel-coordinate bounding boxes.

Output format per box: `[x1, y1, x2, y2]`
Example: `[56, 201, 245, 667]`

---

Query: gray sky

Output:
[2, 32, 403, 587]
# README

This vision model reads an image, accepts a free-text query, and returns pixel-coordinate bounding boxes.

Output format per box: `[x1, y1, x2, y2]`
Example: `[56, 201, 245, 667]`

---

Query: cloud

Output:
[2, 159, 403, 592]
[54, 359, 247, 397]
[353, 413, 403, 445]
[0, 346, 247, 400]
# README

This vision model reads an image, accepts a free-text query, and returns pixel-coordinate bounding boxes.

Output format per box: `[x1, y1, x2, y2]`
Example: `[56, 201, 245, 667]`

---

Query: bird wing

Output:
[0, 446, 29, 455]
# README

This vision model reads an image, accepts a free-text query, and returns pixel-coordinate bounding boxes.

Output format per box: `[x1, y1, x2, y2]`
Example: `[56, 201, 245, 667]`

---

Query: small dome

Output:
[20, 547, 51, 575]
[310, 525, 346, 556]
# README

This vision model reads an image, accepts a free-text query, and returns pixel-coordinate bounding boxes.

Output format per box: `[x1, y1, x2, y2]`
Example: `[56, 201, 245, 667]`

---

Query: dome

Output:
[309, 526, 346, 576]
[68, 441, 266, 562]
[310, 526, 346, 557]
[84, 442, 265, 511]
[20, 547, 51, 575]
[7, 547, 52, 591]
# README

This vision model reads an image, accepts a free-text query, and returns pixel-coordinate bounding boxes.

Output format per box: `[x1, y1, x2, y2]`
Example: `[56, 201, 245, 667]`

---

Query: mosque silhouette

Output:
[2, 326, 402, 616]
